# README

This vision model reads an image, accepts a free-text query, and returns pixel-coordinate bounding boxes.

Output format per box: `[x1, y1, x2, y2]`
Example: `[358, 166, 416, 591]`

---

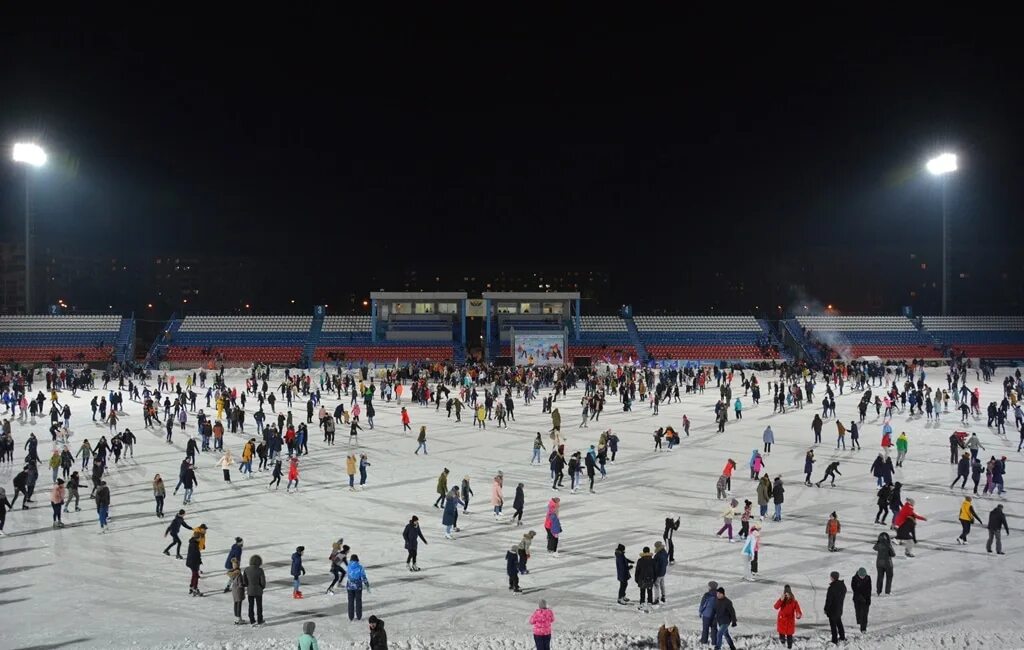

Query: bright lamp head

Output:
[926, 152, 957, 176]
[13, 142, 47, 167]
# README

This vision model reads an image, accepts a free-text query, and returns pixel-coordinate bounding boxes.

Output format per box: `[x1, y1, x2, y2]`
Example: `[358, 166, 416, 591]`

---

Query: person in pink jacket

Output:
[529, 599, 554, 650]
[491, 471, 505, 520]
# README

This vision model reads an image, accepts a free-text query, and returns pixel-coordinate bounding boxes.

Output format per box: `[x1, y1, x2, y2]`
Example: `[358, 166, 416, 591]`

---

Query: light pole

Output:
[925, 152, 957, 315]
[12, 143, 47, 314]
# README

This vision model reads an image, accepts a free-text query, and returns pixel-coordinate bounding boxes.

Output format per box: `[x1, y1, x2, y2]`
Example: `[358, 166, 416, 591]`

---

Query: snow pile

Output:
[158, 627, 1024, 649]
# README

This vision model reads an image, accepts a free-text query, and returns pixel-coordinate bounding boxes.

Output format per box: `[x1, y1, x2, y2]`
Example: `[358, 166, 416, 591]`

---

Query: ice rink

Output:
[1, 365, 1020, 649]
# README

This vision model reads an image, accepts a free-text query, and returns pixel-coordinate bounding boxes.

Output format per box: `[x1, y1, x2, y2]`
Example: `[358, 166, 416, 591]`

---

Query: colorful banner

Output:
[513, 332, 565, 366]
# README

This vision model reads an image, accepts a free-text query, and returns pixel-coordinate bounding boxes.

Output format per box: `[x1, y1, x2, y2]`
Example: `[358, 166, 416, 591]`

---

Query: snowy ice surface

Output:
[1, 367, 1022, 650]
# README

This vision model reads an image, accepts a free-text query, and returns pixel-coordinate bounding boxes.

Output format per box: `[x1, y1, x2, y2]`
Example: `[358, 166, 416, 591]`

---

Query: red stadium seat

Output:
[0, 346, 114, 363]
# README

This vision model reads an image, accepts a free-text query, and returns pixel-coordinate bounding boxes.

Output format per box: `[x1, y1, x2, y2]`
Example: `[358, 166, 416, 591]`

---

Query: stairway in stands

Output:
[304, 312, 325, 367]
[781, 319, 821, 364]
[146, 316, 181, 368]
[115, 317, 136, 363]
[623, 316, 649, 363]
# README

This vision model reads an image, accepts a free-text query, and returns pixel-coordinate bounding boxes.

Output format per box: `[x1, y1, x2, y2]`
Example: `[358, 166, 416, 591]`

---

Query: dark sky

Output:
[1, 11, 1021, 314]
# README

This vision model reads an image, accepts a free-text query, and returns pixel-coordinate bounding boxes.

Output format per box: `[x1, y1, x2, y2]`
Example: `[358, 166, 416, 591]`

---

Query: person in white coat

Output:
[763, 426, 775, 454]
[218, 450, 234, 482]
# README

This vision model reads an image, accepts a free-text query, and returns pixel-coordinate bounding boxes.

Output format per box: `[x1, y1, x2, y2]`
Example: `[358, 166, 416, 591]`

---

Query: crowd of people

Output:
[0, 356, 1019, 649]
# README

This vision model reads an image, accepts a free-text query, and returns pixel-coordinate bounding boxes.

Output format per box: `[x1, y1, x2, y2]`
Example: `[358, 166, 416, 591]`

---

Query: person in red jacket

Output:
[893, 498, 926, 557]
[400, 407, 411, 432]
[721, 459, 737, 492]
[773, 584, 803, 649]
[286, 456, 300, 493]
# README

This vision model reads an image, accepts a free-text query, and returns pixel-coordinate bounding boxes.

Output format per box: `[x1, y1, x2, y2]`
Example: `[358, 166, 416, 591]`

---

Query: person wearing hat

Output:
[850, 567, 872, 633]
[186, 530, 204, 596]
[223, 537, 244, 592]
[403, 516, 427, 571]
[713, 587, 738, 650]
[506, 544, 522, 593]
[297, 621, 319, 650]
[368, 615, 388, 650]
[824, 571, 847, 644]
[634, 546, 655, 612]
[433, 468, 449, 508]
[773, 584, 802, 649]
[529, 599, 554, 650]
[698, 581, 719, 644]
[614, 543, 634, 605]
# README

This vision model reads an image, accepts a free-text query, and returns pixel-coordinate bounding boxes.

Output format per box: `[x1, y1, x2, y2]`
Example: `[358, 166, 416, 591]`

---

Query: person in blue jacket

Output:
[615, 543, 634, 605]
[442, 487, 464, 539]
[699, 580, 719, 645]
[653, 541, 669, 604]
[223, 536, 244, 592]
[505, 545, 522, 593]
[346, 554, 370, 621]
[291, 546, 306, 599]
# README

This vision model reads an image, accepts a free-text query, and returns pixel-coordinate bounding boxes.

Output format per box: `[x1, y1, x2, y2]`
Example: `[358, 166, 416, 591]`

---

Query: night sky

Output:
[2, 11, 1021, 315]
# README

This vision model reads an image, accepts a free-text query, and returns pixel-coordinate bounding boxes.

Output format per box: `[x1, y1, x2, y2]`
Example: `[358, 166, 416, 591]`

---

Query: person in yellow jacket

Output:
[195, 523, 208, 550]
[216, 396, 225, 421]
[346, 455, 357, 491]
[956, 496, 983, 545]
[475, 404, 486, 429]
[241, 439, 255, 477]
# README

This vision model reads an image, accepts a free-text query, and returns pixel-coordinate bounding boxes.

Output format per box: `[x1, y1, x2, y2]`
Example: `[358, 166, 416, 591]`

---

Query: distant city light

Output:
[925, 152, 957, 176]
[12, 142, 47, 167]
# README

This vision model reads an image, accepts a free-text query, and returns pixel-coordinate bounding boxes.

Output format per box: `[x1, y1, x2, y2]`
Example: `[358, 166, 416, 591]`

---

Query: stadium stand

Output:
[314, 315, 455, 363]
[634, 315, 780, 361]
[164, 315, 310, 365]
[921, 316, 1024, 359]
[795, 315, 939, 359]
[0, 315, 122, 363]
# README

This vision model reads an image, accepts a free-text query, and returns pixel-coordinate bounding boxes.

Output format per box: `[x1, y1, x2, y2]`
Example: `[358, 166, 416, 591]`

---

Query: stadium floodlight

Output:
[12, 142, 49, 314]
[924, 151, 958, 315]
[12, 142, 47, 167]
[925, 152, 957, 176]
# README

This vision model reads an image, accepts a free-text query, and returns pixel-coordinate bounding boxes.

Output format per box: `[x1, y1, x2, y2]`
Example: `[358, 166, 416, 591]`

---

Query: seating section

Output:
[922, 316, 1024, 359]
[795, 316, 938, 359]
[166, 347, 302, 364]
[314, 345, 454, 363]
[0, 315, 122, 363]
[167, 315, 312, 364]
[322, 316, 372, 332]
[634, 316, 778, 360]
[577, 316, 627, 332]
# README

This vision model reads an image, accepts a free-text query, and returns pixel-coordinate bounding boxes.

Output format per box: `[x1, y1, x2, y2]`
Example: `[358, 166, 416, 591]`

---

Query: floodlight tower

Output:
[12, 142, 48, 314]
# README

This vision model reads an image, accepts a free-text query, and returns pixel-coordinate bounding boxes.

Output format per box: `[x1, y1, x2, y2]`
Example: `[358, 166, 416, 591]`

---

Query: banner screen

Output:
[513, 332, 566, 366]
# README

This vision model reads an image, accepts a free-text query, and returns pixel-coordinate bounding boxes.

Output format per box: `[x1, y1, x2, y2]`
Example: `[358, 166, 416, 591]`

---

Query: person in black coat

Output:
[402, 516, 427, 571]
[186, 533, 203, 596]
[163, 509, 192, 558]
[663, 517, 680, 564]
[950, 453, 970, 489]
[850, 568, 872, 632]
[986, 504, 1010, 554]
[824, 571, 847, 644]
[615, 543, 634, 604]
[634, 547, 656, 611]
[713, 588, 738, 650]
[512, 483, 525, 525]
[505, 545, 521, 593]
[368, 615, 388, 650]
